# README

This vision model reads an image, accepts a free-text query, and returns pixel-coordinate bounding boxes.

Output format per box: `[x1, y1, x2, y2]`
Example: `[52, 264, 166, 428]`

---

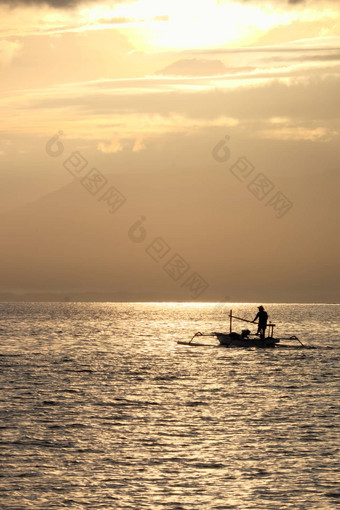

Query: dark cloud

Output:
[0, 0, 81, 6]
[242, 0, 335, 3]
[0, 0, 335, 7]
[268, 52, 340, 63]
[188, 45, 340, 56]
[242, 0, 339, 4]
[0, 0, 337, 9]
[0, 0, 78, 6]
[25, 71, 340, 122]
[0, 0, 128, 8]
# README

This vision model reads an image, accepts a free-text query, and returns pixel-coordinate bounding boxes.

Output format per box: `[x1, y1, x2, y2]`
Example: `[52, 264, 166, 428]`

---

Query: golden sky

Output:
[0, 0, 339, 302]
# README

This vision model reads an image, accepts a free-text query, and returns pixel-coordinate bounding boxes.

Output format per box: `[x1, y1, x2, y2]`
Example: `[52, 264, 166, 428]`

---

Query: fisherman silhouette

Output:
[253, 306, 268, 339]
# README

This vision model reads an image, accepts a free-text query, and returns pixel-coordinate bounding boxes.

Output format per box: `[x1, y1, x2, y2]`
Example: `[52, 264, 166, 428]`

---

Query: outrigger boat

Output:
[178, 310, 304, 348]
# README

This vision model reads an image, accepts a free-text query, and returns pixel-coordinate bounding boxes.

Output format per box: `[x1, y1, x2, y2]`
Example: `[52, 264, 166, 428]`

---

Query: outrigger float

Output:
[178, 310, 304, 348]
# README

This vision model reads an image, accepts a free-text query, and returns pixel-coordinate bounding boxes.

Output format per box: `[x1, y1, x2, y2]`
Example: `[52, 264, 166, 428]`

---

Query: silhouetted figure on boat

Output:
[253, 306, 268, 339]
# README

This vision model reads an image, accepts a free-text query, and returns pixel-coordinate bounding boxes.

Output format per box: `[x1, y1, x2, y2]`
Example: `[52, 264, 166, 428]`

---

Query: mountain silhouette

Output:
[155, 58, 228, 77]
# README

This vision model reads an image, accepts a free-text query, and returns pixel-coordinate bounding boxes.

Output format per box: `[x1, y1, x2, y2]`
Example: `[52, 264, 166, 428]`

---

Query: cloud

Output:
[255, 125, 338, 141]
[240, 0, 339, 3]
[0, 40, 21, 67]
[268, 52, 340, 63]
[0, 0, 130, 8]
[0, 0, 79, 6]
[0, 0, 337, 5]
[98, 137, 130, 153]
[186, 37, 340, 56]
[3, 69, 339, 147]
[95, 14, 169, 27]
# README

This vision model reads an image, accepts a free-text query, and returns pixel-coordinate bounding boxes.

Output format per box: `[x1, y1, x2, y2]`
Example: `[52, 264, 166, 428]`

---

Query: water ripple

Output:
[0, 302, 339, 510]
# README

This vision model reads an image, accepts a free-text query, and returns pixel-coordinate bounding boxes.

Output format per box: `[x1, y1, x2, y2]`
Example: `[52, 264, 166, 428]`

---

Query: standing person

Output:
[253, 306, 268, 339]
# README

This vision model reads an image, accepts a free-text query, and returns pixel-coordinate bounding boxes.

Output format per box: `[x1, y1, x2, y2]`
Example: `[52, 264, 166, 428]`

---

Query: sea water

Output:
[0, 302, 339, 510]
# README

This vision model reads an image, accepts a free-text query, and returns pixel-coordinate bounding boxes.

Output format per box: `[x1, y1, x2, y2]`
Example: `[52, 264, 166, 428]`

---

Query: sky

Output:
[0, 0, 339, 302]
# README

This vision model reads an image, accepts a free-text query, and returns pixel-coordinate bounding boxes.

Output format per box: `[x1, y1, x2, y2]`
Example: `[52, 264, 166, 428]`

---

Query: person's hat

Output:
[258, 305, 264, 310]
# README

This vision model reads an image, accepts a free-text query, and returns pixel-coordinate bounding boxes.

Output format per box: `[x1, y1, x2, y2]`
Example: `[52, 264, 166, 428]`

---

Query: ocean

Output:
[1, 302, 339, 510]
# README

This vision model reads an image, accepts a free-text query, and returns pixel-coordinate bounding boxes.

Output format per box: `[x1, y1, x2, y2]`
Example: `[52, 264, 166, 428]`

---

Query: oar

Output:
[231, 315, 257, 324]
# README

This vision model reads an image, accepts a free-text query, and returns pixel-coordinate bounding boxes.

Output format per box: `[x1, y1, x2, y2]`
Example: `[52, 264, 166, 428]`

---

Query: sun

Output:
[142, 1, 270, 49]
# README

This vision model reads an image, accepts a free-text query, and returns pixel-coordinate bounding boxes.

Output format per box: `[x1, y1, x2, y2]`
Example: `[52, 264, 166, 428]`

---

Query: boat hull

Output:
[215, 332, 279, 348]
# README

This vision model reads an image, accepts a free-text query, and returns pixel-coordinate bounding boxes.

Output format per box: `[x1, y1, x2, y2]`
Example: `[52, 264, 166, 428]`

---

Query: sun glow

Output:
[79, 0, 289, 51]
[146, 1, 284, 49]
